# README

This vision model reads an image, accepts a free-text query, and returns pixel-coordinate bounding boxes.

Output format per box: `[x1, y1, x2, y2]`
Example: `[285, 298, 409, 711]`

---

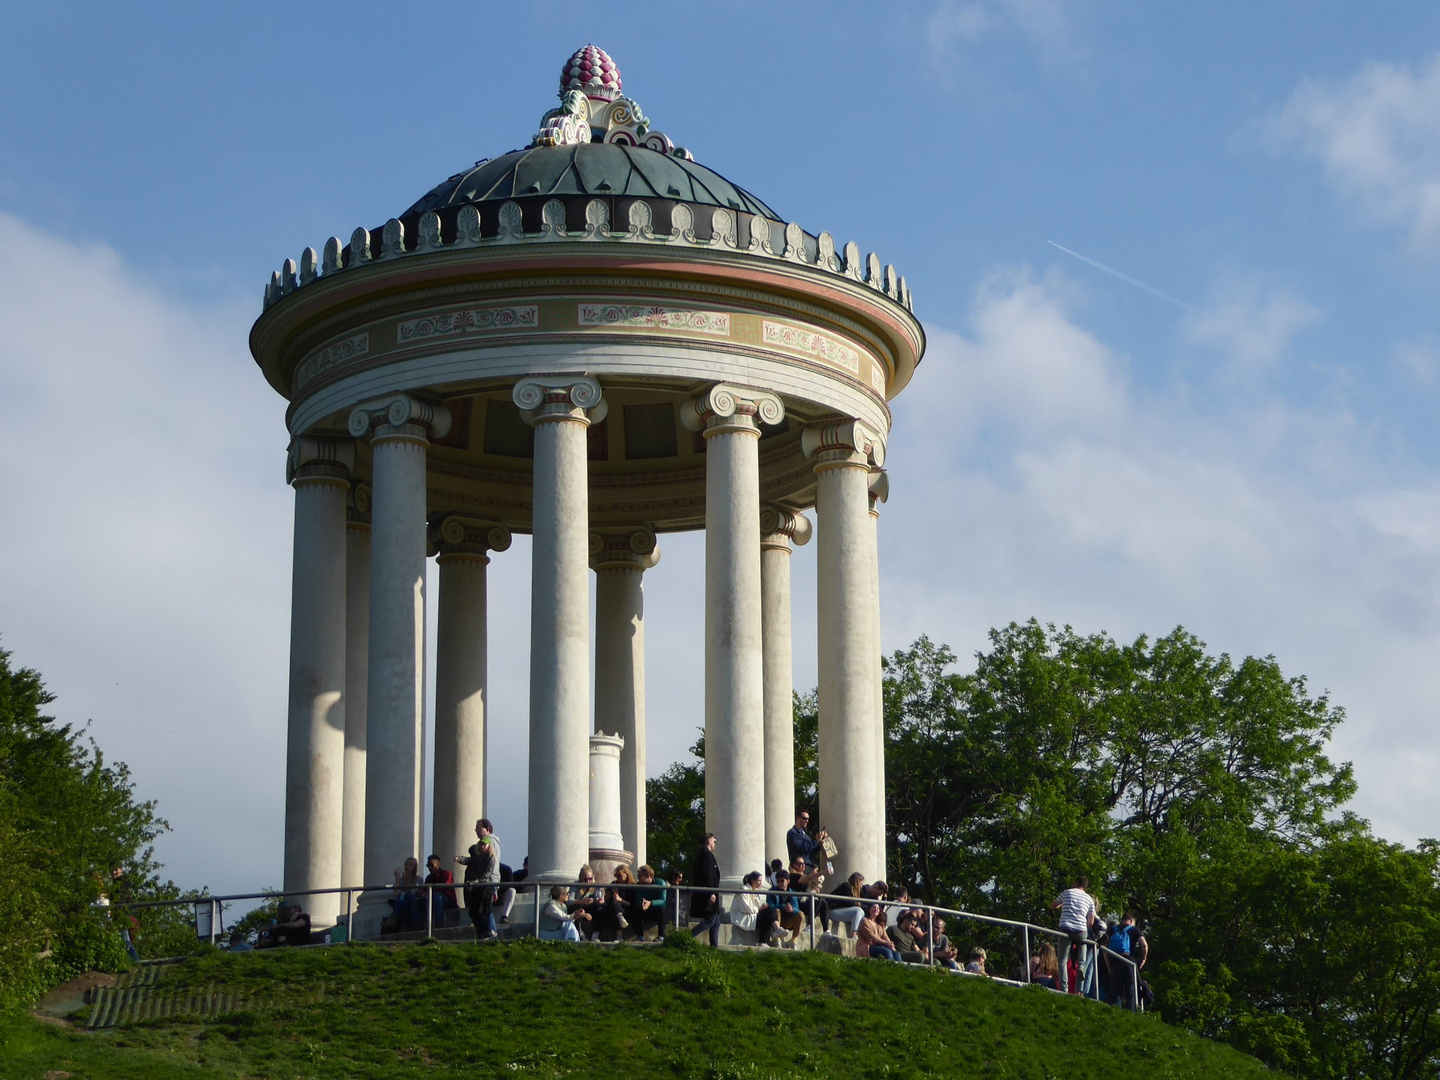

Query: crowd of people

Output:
[240, 813, 1149, 1010]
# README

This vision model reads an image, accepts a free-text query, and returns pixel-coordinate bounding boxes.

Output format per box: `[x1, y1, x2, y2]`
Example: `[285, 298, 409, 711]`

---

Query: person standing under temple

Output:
[786, 811, 828, 872]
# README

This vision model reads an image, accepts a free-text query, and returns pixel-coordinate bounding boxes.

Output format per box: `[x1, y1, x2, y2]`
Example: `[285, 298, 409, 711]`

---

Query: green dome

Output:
[403, 143, 780, 222]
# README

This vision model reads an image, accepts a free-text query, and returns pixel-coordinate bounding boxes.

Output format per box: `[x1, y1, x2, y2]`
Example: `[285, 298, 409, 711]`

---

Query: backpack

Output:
[1108, 925, 1132, 956]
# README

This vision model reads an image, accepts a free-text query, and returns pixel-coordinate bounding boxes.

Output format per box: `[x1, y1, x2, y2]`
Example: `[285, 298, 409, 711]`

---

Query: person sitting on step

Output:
[730, 870, 768, 939]
[539, 885, 588, 942]
[856, 903, 901, 961]
[626, 864, 668, 941]
[827, 872, 868, 936]
[759, 869, 806, 946]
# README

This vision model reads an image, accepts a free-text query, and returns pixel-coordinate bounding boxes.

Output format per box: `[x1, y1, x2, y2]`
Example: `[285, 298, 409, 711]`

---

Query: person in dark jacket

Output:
[689, 833, 722, 946]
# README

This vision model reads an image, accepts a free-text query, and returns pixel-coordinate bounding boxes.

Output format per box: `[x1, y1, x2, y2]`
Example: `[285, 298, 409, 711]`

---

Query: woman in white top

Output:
[539, 885, 589, 942]
[729, 871, 767, 934]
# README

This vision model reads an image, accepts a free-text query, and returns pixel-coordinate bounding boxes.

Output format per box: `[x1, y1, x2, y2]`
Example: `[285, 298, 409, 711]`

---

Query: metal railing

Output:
[117, 881, 1143, 1011]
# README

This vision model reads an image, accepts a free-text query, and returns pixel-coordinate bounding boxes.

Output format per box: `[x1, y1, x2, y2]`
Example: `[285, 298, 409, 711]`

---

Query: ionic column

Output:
[591, 527, 660, 867]
[348, 395, 450, 937]
[803, 419, 886, 882]
[515, 376, 605, 883]
[682, 384, 785, 885]
[283, 436, 353, 926]
[759, 506, 812, 865]
[868, 470, 889, 866]
[341, 482, 371, 889]
[431, 517, 512, 868]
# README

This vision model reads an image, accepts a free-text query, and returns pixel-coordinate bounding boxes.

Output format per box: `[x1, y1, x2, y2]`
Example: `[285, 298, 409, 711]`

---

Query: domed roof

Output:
[402, 142, 781, 222]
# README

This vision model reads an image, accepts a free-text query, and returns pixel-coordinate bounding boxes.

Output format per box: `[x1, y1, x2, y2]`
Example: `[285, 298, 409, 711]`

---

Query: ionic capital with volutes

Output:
[680, 383, 785, 438]
[347, 482, 372, 529]
[431, 516, 513, 563]
[347, 394, 452, 447]
[868, 469, 889, 518]
[513, 376, 606, 427]
[801, 419, 887, 473]
[287, 435, 355, 488]
[759, 506, 813, 553]
[589, 525, 661, 572]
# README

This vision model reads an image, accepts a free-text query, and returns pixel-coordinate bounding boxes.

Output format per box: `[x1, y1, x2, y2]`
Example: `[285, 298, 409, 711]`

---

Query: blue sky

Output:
[2, 2, 1439, 895]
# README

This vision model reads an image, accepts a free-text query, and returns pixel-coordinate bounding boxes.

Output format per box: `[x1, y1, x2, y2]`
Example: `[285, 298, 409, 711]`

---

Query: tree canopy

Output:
[0, 646, 173, 1009]
[649, 621, 1440, 1078]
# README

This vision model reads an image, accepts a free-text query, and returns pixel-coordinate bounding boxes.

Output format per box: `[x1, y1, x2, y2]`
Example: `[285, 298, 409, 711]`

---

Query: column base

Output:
[588, 847, 633, 885]
[350, 890, 393, 941]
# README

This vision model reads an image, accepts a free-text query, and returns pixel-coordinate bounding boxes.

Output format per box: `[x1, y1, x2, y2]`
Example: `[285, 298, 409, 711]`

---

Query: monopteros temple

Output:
[250, 46, 925, 937]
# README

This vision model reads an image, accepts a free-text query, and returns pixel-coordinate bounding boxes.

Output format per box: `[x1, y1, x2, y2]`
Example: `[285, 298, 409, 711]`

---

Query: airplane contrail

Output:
[1046, 240, 1196, 312]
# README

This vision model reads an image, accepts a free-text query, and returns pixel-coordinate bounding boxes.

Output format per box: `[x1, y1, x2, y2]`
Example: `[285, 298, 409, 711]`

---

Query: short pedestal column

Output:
[804, 420, 886, 883]
[348, 395, 450, 938]
[591, 527, 659, 869]
[759, 506, 812, 865]
[516, 376, 605, 884]
[683, 384, 785, 885]
[431, 517, 512, 867]
[341, 483, 371, 889]
[588, 732, 629, 881]
[283, 437, 353, 926]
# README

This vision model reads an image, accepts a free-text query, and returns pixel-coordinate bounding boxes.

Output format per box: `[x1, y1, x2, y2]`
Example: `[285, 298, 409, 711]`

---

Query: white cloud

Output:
[1183, 277, 1320, 378]
[883, 270, 1440, 845]
[927, 0, 1082, 72]
[1268, 51, 1440, 251]
[1395, 335, 1440, 389]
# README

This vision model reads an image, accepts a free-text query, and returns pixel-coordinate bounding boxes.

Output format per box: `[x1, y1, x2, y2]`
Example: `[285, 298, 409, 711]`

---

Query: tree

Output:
[0, 646, 172, 1009]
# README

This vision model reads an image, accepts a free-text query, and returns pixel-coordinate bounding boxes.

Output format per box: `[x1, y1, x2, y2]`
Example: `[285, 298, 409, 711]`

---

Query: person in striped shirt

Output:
[1050, 876, 1097, 994]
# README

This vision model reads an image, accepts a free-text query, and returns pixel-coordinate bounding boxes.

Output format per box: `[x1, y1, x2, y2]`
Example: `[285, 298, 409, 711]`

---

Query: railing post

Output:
[1133, 958, 1140, 1012]
[426, 883, 433, 939]
[208, 898, 217, 945]
[927, 906, 934, 968]
[533, 883, 541, 939]
[1022, 925, 1031, 983]
[345, 888, 352, 944]
[809, 894, 816, 951]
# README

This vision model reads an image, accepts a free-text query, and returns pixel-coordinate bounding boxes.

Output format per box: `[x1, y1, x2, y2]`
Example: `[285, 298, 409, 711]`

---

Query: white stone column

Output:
[515, 376, 605, 883]
[588, 732, 626, 853]
[341, 483, 370, 889]
[348, 395, 450, 937]
[682, 384, 784, 885]
[759, 506, 811, 866]
[804, 420, 886, 882]
[283, 436, 353, 926]
[591, 527, 659, 869]
[868, 470, 889, 868]
[431, 517, 512, 867]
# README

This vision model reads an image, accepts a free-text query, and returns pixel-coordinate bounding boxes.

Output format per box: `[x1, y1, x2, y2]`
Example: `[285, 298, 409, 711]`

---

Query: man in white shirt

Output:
[1050, 875, 1097, 994]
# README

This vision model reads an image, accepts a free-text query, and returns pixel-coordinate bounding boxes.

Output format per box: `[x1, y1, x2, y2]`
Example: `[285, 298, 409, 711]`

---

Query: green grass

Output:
[3, 938, 1275, 1079]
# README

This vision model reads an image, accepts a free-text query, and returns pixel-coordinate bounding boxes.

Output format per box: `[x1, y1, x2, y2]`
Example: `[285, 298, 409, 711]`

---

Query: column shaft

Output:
[518, 378, 601, 883]
[283, 465, 348, 925]
[341, 514, 369, 888]
[432, 551, 490, 867]
[359, 427, 429, 927]
[686, 386, 782, 885]
[868, 496, 886, 870]
[760, 540, 795, 866]
[810, 423, 884, 882]
[594, 564, 647, 866]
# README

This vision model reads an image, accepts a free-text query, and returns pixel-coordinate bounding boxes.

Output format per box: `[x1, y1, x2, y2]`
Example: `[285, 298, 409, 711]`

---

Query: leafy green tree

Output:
[645, 733, 706, 882]
[0, 646, 172, 1008]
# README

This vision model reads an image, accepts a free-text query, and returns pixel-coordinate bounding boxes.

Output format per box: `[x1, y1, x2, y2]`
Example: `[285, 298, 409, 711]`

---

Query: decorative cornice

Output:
[801, 419, 886, 472]
[287, 435, 354, 487]
[759, 506, 813, 552]
[347, 393, 452, 446]
[513, 376, 605, 427]
[432, 515, 512, 560]
[589, 526, 660, 571]
[680, 383, 784, 438]
[261, 197, 913, 319]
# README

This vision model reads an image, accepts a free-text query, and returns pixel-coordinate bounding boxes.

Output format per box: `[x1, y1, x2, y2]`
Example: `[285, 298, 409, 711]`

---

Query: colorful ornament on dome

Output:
[532, 46, 693, 161]
[561, 45, 622, 102]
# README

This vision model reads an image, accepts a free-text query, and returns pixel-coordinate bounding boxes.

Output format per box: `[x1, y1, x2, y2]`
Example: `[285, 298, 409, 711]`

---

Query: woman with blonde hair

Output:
[827, 872, 867, 936]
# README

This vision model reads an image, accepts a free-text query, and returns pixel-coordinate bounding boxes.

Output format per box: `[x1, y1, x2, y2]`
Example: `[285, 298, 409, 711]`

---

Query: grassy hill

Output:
[4, 938, 1274, 1079]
